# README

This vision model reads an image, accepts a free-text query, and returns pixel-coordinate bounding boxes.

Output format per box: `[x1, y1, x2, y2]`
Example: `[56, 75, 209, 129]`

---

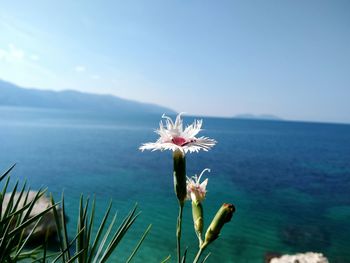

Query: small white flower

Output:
[187, 168, 210, 203]
[139, 113, 216, 154]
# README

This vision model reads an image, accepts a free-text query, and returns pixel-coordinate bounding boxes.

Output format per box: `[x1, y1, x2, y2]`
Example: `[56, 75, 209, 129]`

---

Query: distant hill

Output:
[0, 79, 175, 115]
[233, 113, 282, 121]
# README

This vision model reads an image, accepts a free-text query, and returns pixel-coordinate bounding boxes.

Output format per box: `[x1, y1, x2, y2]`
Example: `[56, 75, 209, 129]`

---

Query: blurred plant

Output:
[0, 164, 56, 262]
[49, 194, 151, 263]
[0, 165, 151, 262]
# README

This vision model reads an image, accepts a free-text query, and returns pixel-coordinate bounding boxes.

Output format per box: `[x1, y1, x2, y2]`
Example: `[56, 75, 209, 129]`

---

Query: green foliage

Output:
[50, 194, 151, 263]
[0, 164, 56, 262]
[0, 165, 151, 262]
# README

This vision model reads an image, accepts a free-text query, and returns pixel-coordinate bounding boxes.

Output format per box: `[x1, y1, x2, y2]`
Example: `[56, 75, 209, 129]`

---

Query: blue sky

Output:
[0, 1, 349, 123]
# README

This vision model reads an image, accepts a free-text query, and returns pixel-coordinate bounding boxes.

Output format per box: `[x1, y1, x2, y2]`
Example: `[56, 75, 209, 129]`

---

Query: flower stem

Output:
[176, 203, 184, 263]
[193, 247, 204, 263]
[196, 232, 203, 248]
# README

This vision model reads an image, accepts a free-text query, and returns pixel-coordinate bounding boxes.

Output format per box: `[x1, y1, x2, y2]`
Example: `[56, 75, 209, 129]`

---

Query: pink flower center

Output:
[172, 136, 187, 146]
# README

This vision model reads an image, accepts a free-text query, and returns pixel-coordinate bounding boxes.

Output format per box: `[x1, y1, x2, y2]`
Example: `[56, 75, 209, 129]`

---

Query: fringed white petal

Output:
[200, 178, 208, 189]
[139, 142, 184, 152]
[182, 137, 217, 153]
[140, 113, 216, 154]
[183, 119, 202, 138]
[160, 114, 183, 138]
[174, 112, 184, 131]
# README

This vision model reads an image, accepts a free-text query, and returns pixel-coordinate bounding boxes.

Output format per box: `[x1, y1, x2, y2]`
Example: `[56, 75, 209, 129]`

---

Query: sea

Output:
[0, 106, 349, 263]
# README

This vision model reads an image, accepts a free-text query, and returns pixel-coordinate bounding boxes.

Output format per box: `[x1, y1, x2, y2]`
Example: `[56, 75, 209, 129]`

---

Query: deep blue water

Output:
[1, 106, 350, 262]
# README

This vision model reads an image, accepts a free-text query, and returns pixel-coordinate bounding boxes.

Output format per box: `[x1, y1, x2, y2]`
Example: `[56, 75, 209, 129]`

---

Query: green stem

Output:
[176, 203, 184, 263]
[193, 247, 204, 263]
[196, 231, 203, 248]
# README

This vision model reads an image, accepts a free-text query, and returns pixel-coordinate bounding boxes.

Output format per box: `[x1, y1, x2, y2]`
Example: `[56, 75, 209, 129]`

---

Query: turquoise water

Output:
[1, 107, 350, 262]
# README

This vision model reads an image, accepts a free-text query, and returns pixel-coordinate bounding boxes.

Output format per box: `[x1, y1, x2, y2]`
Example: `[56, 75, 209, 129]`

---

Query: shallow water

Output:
[1, 107, 349, 262]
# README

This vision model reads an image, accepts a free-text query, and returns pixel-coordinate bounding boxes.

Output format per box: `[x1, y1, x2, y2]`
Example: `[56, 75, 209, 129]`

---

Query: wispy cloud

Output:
[0, 44, 25, 61]
[0, 44, 40, 64]
[9, 44, 24, 59]
[74, 65, 86, 72]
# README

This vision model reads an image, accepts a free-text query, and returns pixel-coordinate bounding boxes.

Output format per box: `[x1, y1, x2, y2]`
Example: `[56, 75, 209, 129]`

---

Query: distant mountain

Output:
[233, 113, 282, 121]
[0, 79, 175, 115]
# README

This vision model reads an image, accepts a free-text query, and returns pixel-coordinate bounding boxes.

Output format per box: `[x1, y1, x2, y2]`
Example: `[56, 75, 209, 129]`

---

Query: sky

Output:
[0, 1, 349, 123]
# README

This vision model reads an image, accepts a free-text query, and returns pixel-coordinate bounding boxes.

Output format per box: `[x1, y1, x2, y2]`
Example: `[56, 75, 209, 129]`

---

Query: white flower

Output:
[187, 168, 210, 203]
[139, 113, 216, 154]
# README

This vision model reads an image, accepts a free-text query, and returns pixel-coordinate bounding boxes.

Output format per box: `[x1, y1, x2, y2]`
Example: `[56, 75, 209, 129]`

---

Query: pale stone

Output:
[270, 252, 329, 263]
[2, 191, 61, 240]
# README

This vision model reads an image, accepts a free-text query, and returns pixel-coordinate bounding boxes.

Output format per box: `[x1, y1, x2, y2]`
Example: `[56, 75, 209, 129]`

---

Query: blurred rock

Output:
[269, 252, 329, 263]
[2, 191, 61, 240]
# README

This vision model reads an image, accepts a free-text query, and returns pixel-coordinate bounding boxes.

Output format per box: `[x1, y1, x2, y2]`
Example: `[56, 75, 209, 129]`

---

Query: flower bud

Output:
[192, 201, 204, 245]
[173, 149, 187, 206]
[203, 203, 235, 247]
